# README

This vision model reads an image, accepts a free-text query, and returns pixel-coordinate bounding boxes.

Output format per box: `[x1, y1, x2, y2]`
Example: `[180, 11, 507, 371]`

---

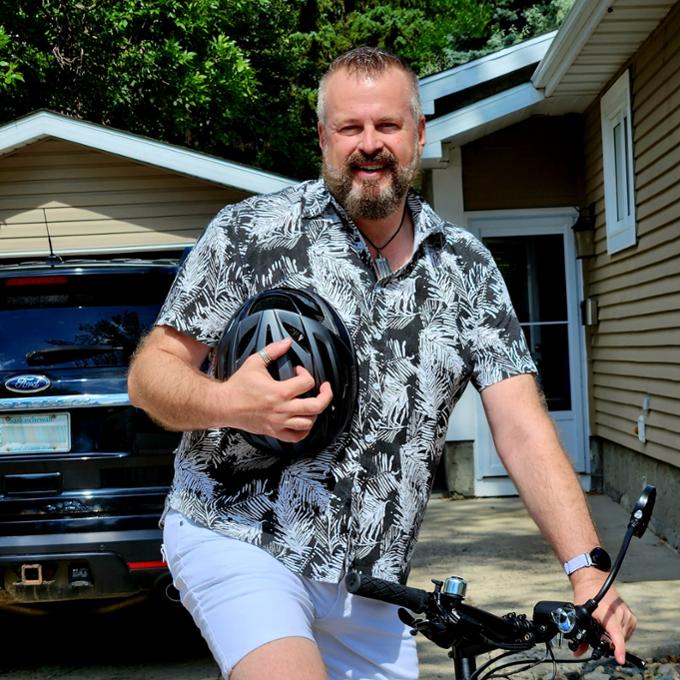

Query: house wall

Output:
[0, 138, 248, 257]
[461, 115, 583, 210]
[582, 4, 680, 545]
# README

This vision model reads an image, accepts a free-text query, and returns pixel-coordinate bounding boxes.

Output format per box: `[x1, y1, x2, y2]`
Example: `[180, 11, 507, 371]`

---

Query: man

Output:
[127, 48, 635, 680]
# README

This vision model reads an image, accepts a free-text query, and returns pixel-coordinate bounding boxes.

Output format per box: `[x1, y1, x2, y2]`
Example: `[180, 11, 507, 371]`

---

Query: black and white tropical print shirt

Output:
[156, 179, 536, 584]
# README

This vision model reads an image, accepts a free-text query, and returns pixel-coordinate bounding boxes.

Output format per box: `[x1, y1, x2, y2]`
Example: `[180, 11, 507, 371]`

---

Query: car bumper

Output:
[0, 528, 168, 604]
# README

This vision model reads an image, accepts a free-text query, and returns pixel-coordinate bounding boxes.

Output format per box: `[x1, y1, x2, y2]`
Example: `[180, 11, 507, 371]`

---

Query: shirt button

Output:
[372, 382, 380, 390]
[364, 433, 377, 444]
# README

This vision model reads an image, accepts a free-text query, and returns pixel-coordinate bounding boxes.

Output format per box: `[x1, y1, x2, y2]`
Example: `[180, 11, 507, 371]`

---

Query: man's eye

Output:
[339, 126, 360, 135]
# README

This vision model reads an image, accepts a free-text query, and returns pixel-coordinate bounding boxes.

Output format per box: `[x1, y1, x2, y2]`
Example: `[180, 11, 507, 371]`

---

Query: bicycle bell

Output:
[442, 575, 467, 599]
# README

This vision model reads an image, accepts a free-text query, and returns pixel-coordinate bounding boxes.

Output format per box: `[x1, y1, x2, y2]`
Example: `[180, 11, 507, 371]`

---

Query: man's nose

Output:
[357, 126, 383, 155]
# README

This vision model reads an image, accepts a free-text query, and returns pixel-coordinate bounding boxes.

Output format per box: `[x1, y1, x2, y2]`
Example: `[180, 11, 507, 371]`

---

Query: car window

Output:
[0, 271, 173, 371]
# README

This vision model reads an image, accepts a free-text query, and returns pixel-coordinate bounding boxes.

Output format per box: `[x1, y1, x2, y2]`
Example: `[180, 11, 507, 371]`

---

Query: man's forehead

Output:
[323, 66, 414, 117]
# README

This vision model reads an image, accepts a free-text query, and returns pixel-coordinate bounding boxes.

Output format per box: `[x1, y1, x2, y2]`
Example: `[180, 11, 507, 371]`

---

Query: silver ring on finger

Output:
[258, 347, 273, 367]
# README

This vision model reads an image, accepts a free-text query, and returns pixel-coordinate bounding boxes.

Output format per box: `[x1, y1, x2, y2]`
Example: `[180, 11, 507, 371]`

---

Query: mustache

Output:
[346, 149, 398, 171]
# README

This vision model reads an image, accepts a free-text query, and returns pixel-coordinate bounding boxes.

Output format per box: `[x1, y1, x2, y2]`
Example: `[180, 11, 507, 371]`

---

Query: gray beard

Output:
[322, 153, 420, 221]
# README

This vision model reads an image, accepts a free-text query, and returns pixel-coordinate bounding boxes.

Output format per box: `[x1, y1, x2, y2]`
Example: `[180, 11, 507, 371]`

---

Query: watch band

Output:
[563, 547, 611, 575]
[563, 552, 593, 575]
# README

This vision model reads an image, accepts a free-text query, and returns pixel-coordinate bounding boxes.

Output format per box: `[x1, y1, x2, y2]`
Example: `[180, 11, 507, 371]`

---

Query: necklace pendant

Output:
[374, 254, 392, 279]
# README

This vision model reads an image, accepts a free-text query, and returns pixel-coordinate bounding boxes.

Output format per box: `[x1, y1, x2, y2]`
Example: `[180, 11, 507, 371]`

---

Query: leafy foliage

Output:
[0, 0, 573, 179]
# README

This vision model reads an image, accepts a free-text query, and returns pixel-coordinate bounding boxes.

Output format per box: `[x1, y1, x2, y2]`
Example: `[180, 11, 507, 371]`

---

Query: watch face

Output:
[591, 547, 612, 571]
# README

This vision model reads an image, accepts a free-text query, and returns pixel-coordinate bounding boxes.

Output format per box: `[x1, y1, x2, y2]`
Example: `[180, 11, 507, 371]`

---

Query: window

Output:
[1, 271, 174, 370]
[600, 70, 636, 254]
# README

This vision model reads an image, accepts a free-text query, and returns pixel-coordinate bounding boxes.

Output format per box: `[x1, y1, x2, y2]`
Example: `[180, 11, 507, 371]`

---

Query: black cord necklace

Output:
[358, 202, 408, 279]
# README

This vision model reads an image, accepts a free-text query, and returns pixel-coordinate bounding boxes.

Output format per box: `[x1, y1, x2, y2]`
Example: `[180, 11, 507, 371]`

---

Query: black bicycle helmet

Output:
[215, 287, 358, 457]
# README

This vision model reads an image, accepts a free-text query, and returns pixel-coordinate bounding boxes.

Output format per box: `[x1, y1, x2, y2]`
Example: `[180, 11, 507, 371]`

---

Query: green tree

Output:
[0, 0, 306, 171]
[0, 1, 573, 179]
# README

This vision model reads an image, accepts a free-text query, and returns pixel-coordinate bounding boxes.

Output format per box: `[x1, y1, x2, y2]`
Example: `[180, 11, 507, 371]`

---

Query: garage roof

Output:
[0, 110, 295, 194]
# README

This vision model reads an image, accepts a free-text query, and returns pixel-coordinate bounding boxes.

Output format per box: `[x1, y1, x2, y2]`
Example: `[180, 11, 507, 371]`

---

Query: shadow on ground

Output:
[0, 598, 219, 680]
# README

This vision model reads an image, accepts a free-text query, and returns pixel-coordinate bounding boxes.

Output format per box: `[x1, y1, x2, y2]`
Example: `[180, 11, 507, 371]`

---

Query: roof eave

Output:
[423, 83, 544, 165]
[419, 31, 556, 116]
[0, 110, 295, 194]
[531, 0, 613, 97]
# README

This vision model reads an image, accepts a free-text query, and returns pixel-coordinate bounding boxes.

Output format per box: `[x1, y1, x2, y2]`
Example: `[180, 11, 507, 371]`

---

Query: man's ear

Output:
[417, 115, 426, 153]
[317, 121, 326, 151]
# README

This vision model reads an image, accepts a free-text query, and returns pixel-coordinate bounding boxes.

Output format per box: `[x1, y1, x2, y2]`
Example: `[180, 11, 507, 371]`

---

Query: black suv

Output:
[0, 255, 182, 608]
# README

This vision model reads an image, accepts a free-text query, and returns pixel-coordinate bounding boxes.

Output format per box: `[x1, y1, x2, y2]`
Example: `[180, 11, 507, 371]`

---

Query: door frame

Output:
[464, 208, 590, 496]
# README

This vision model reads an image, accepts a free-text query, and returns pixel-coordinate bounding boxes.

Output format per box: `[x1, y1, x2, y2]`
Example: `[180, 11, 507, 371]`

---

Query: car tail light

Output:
[5, 276, 68, 287]
[127, 560, 168, 571]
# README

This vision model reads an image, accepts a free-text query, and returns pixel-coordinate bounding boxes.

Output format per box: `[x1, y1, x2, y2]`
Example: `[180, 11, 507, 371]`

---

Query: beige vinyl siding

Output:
[0, 138, 249, 257]
[583, 3, 680, 469]
[461, 115, 582, 210]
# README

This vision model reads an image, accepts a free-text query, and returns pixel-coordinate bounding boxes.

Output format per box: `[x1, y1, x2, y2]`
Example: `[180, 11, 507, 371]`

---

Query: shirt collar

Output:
[301, 179, 446, 248]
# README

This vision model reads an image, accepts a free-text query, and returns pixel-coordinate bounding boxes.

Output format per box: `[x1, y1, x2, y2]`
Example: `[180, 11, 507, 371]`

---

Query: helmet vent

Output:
[237, 325, 256, 355]
[283, 322, 305, 345]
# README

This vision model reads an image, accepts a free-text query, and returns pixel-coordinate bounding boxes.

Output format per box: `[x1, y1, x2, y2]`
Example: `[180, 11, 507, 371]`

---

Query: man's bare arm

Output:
[127, 325, 332, 438]
[480, 374, 636, 663]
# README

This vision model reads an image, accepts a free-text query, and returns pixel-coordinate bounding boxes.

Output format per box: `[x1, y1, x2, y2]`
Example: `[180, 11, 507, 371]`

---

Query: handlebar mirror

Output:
[628, 484, 656, 538]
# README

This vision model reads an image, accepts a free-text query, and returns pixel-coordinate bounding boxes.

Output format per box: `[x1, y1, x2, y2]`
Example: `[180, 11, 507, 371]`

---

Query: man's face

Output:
[318, 67, 426, 221]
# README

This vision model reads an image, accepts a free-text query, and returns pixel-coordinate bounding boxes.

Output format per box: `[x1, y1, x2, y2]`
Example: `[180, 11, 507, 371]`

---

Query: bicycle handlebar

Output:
[345, 572, 430, 613]
[345, 484, 656, 675]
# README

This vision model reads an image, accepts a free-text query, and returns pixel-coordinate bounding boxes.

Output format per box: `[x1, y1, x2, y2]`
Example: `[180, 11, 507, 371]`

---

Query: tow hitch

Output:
[19, 563, 47, 586]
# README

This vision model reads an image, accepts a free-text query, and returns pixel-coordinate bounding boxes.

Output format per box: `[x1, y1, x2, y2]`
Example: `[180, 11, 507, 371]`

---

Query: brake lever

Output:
[397, 607, 457, 649]
[589, 638, 647, 669]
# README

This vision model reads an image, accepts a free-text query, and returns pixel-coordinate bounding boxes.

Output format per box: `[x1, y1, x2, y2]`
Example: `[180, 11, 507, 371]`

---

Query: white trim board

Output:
[423, 83, 544, 162]
[419, 32, 555, 116]
[531, 0, 612, 97]
[0, 111, 295, 194]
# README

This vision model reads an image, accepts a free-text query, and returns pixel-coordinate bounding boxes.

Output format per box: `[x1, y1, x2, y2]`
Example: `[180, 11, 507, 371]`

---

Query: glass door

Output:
[467, 212, 589, 489]
[483, 234, 572, 413]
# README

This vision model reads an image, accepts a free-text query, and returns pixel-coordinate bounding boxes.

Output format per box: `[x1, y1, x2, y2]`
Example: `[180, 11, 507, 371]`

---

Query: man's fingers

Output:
[280, 370, 317, 398]
[244, 338, 293, 369]
[265, 337, 293, 360]
[277, 428, 313, 443]
[284, 416, 317, 432]
[286, 381, 333, 414]
[609, 629, 626, 665]
[596, 595, 632, 665]
[573, 642, 588, 658]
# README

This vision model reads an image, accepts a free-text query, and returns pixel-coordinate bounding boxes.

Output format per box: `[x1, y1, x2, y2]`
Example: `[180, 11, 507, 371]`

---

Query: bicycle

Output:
[346, 484, 656, 680]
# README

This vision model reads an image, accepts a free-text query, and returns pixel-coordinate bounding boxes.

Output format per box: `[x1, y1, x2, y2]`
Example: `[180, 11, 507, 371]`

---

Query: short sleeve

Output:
[156, 207, 251, 346]
[469, 255, 537, 392]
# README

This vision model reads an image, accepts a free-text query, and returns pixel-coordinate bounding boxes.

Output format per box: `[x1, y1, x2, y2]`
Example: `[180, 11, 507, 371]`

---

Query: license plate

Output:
[0, 412, 71, 453]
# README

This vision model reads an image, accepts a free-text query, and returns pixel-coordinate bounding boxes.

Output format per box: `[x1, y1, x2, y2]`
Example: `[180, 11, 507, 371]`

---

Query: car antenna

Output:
[43, 208, 63, 266]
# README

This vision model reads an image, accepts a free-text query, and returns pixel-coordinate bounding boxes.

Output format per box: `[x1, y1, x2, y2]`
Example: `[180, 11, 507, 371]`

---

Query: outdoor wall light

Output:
[572, 203, 596, 258]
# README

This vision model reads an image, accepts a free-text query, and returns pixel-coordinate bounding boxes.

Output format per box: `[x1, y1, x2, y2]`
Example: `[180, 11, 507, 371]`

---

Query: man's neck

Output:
[352, 197, 409, 246]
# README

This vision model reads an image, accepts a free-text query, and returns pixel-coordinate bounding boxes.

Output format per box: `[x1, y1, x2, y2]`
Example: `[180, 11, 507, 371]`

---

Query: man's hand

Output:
[128, 326, 332, 435]
[222, 338, 334, 443]
[571, 571, 636, 665]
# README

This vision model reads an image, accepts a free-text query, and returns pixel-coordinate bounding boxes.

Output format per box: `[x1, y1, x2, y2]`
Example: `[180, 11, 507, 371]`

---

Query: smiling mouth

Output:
[352, 163, 388, 176]
[347, 150, 397, 178]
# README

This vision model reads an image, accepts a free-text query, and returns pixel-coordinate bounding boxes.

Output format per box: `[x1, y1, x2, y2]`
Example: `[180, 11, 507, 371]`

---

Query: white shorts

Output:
[162, 511, 419, 680]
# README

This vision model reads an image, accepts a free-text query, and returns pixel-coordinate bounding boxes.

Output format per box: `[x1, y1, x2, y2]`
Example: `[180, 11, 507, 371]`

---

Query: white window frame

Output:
[600, 70, 637, 254]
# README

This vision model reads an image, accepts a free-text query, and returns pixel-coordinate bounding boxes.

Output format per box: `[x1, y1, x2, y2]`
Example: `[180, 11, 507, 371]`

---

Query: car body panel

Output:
[0, 257, 182, 606]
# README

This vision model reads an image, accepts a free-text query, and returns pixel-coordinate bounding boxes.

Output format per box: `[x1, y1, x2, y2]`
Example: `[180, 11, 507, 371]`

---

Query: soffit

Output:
[533, 0, 676, 112]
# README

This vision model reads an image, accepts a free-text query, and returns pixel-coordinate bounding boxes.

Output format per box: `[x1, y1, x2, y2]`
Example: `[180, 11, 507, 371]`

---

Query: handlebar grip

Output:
[345, 572, 430, 614]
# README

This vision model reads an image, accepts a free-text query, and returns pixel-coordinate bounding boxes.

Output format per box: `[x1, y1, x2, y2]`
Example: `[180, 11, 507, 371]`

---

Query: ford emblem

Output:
[4, 374, 52, 394]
